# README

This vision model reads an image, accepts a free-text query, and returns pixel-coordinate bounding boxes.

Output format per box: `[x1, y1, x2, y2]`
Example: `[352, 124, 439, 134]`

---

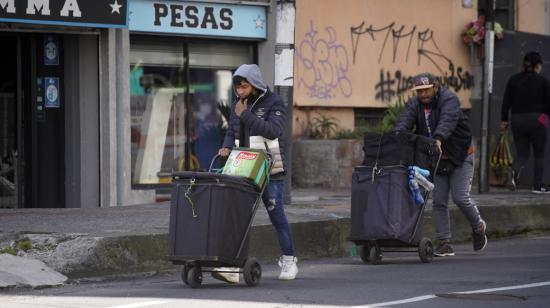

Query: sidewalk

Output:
[1, 187, 549, 288]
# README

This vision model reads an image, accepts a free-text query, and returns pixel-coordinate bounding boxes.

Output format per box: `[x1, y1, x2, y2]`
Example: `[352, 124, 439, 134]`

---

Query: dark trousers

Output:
[261, 179, 295, 256]
[511, 112, 548, 188]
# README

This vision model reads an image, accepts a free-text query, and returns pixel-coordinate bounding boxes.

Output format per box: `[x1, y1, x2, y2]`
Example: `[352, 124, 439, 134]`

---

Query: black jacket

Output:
[395, 87, 472, 165]
[222, 89, 288, 175]
[501, 71, 550, 121]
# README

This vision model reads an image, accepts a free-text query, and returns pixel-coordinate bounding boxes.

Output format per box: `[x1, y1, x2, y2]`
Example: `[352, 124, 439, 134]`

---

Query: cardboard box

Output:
[222, 148, 269, 189]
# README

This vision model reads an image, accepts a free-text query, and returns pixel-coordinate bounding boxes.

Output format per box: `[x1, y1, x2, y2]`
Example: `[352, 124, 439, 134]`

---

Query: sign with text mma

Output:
[0, 0, 128, 28]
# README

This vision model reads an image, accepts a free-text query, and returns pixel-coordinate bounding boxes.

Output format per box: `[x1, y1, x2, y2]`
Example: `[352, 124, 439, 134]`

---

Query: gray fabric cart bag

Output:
[350, 165, 423, 244]
[363, 132, 437, 170]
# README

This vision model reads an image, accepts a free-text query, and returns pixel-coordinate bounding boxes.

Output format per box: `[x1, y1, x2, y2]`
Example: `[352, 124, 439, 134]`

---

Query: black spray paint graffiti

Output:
[375, 67, 474, 101]
[351, 21, 474, 102]
[295, 20, 352, 99]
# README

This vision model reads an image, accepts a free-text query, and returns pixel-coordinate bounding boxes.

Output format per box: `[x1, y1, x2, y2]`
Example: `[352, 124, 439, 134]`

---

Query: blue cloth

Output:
[261, 179, 295, 256]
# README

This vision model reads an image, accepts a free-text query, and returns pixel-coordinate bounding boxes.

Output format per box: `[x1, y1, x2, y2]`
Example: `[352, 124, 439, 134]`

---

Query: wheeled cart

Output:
[348, 165, 434, 264]
[167, 168, 267, 288]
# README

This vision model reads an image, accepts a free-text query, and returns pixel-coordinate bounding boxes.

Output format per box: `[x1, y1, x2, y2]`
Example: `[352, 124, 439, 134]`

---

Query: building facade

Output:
[291, 0, 550, 137]
[2, 0, 548, 208]
[0, 0, 277, 208]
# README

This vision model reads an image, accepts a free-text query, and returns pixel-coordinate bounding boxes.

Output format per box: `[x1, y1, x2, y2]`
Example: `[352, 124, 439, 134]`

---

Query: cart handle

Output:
[432, 150, 443, 178]
[208, 154, 224, 173]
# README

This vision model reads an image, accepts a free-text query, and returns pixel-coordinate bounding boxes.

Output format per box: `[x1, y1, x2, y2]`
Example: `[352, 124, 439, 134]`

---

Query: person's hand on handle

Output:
[218, 148, 231, 157]
[435, 139, 442, 154]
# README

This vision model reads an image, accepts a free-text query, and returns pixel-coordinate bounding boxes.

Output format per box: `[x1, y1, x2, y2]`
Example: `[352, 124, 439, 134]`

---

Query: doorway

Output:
[0, 33, 65, 208]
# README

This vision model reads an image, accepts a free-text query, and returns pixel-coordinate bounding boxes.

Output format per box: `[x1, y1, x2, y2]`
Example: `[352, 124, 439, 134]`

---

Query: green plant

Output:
[0, 246, 17, 255]
[335, 127, 371, 139]
[378, 95, 407, 133]
[338, 96, 407, 138]
[16, 238, 32, 251]
[311, 112, 339, 139]
[217, 100, 231, 129]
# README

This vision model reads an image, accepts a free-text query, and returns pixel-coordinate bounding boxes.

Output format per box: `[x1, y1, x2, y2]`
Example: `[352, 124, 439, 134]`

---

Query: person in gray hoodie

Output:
[216, 64, 298, 282]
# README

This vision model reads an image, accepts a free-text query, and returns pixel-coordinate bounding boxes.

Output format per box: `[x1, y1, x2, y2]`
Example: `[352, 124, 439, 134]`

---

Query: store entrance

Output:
[0, 33, 65, 208]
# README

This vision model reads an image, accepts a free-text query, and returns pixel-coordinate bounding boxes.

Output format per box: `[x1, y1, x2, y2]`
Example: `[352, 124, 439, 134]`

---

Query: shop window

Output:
[478, 0, 515, 30]
[129, 37, 253, 186]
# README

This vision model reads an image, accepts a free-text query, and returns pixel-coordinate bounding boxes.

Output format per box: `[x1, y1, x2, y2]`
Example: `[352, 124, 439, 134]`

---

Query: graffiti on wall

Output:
[295, 21, 352, 99]
[295, 19, 474, 103]
[350, 21, 474, 102]
[375, 66, 473, 102]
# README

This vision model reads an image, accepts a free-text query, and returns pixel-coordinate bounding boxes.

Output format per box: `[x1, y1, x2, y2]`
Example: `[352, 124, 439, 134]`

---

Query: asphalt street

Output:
[1, 235, 550, 308]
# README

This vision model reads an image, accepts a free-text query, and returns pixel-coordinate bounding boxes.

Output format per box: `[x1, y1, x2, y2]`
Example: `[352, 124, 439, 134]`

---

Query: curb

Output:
[49, 204, 550, 280]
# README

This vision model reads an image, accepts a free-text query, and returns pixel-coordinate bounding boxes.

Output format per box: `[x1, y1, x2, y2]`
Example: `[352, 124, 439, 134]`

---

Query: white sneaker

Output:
[532, 186, 550, 194]
[278, 255, 298, 280]
[211, 267, 239, 284]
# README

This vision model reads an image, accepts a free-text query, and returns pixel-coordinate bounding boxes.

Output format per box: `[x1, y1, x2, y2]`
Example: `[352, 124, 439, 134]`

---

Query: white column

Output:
[115, 29, 155, 206]
[99, 28, 118, 207]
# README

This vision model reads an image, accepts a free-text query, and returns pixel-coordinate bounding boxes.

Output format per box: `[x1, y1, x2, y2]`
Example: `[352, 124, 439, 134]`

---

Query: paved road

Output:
[2, 235, 550, 308]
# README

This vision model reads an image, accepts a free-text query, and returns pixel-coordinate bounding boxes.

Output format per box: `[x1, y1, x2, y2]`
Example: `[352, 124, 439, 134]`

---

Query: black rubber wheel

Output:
[359, 244, 370, 263]
[369, 245, 382, 265]
[243, 258, 262, 287]
[186, 265, 202, 288]
[181, 264, 192, 285]
[418, 238, 434, 263]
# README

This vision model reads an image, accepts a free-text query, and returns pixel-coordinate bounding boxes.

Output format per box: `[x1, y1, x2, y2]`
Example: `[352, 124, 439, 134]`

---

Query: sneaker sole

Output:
[433, 252, 455, 257]
[473, 221, 488, 252]
[211, 272, 239, 284]
[474, 235, 488, 252]
[532, 190, 550, 194]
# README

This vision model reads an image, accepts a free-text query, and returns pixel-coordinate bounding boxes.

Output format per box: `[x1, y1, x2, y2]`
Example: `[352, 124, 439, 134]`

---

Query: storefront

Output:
[127, 0, 269, 189]
[0, 0, 275, 207]
[0, 0, 128, 208]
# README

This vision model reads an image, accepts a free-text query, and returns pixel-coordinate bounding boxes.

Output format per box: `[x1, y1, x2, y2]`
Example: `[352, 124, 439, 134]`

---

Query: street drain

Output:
[436, 293, 528, 301]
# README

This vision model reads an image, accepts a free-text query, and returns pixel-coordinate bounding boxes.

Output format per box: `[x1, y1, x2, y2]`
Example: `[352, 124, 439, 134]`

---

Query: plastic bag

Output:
[490, 132, 513, 167]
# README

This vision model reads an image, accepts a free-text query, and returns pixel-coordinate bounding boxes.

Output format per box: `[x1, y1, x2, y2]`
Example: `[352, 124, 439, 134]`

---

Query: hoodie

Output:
[222, 64, 287, 176]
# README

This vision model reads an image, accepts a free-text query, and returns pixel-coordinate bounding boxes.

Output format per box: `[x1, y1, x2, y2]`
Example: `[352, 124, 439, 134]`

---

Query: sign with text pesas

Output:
[129, 0, 267, 40]
[0, 0, 128, 28]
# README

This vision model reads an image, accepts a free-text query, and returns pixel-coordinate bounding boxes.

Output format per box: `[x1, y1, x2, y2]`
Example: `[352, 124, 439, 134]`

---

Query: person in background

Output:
[501, 51, 550, 194]
[215, 64, 298, 282]
[395, 72, 488, 257]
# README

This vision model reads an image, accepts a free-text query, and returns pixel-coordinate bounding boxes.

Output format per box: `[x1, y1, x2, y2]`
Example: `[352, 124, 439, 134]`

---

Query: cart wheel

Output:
[359, 244, 370, 263]
[243, 258, 262, 287]
[186, 265, 203, 288]
[181, 264, 192, 285]
[369, 245, 382, 265]
[418, 238, 434, 263]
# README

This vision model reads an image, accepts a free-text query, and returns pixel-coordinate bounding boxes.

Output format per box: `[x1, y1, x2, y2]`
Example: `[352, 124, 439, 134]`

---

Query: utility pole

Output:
[479, 0, 495, 193]
[274, 0, 296, 204]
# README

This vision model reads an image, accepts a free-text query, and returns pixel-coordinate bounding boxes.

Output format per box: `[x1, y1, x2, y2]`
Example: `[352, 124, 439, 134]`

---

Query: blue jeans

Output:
[261, 179, 295, 256]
